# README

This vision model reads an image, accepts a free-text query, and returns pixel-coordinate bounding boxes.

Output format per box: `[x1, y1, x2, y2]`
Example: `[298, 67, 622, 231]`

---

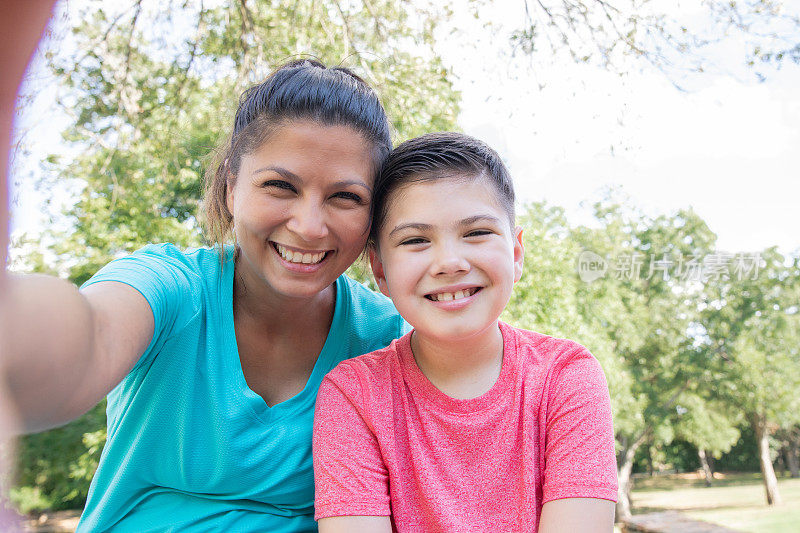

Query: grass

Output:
[630, 472, 800, 532]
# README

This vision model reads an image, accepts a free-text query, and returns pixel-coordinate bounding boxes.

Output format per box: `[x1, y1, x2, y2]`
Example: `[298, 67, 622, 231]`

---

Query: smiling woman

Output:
[226, 122, 375, 302]
[1, 60, 408, 532]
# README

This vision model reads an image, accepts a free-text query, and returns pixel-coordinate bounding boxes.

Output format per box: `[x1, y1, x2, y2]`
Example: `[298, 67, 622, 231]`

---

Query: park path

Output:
[622, 511, 742, 533]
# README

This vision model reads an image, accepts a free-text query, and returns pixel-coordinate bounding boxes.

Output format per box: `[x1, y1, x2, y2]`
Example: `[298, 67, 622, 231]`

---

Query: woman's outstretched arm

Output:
[0, 276, 153, 433]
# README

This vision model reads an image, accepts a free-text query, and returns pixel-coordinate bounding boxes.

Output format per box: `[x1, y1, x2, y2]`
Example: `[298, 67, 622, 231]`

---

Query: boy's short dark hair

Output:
[370, 132, 515, 246]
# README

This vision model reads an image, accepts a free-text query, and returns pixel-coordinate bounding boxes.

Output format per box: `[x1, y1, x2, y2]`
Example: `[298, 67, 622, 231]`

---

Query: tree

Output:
[672, 394, 741, 486]
[11, 0, 461, 511]
[701, 249, 800, 505]
[568, 198, 722, 520]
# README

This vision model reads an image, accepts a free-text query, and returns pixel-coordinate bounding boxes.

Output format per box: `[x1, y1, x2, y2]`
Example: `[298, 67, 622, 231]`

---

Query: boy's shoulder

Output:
[501, 322, 596, 369]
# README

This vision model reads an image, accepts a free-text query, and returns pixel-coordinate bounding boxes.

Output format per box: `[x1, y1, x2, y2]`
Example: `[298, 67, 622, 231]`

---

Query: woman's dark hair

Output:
[370, 132, 515, 247]
[203, 59, 392, 248]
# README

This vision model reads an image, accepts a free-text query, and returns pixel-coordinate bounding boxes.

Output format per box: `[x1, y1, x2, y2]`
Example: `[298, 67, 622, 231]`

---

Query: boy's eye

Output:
[465, 229, 492, 237]
[399, 237, 427, 246]
[262, 179, 296, 192]
[331, 191, 365, 203]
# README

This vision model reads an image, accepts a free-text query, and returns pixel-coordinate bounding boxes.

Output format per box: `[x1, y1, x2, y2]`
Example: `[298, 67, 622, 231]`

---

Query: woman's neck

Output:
[231, 261, 336, 338]
[410, 322, 504, 400]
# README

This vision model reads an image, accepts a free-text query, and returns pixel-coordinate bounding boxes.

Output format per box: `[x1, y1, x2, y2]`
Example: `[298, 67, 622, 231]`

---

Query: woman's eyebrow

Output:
[252, 165, 298, 181]
[333, 180, 372, 193]
[250, 168, 371, 192]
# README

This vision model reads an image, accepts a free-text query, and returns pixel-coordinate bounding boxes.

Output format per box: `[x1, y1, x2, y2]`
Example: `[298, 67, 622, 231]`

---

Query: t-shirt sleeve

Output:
[542, 348, 618, 503]
[313, 370, 391, 520]
[80, 243, 200, 372]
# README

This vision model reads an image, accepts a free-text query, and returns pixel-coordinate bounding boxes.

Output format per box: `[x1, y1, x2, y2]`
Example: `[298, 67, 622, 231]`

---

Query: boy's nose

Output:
[286, 199, 329, 241]
[430, 244, 470, 276]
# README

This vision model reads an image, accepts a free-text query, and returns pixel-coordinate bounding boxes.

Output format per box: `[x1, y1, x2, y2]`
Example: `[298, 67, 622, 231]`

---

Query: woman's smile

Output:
[272, 241, 330, 265]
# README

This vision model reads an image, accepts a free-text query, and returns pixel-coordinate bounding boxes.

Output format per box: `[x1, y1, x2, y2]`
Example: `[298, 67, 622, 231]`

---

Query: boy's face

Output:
[370, 175, 524, 344]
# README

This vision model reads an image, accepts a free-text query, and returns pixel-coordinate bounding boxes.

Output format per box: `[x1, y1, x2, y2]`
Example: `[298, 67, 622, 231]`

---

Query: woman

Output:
[1, 60, 406, 531]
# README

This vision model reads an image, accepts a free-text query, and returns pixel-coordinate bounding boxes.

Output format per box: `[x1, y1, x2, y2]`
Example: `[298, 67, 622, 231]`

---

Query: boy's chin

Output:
[412, 320, 503, 344]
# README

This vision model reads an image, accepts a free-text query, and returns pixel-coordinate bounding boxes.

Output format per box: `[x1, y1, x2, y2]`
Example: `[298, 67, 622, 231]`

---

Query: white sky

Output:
[9, 1, 800, 256]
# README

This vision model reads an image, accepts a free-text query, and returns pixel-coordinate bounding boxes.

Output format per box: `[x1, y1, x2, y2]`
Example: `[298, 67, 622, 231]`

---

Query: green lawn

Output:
[630, 473, 800, 532]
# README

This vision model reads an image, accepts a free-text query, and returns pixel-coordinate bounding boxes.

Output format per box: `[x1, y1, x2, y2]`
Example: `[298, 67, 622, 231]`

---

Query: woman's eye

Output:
[331, 191, 364, 203]
[262, 180, 296, 192]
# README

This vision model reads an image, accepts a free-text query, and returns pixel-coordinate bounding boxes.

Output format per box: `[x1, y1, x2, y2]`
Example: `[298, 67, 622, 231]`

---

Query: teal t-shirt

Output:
[77, 244, 406, 532]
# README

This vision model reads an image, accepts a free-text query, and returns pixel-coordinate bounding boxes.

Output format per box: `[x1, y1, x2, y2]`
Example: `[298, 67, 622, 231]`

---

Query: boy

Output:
[313, 132, 618, 532]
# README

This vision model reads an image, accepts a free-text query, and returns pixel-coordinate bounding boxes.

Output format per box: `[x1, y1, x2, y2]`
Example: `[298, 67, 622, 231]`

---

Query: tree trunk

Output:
[785, 439, 800, 479]
[753, 414, 782, 506]
[698, 448, 713, 487]
[616, 432, 647, 521]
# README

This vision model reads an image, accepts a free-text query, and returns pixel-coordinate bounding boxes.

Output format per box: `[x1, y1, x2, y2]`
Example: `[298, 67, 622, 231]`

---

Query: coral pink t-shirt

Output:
[313, 323, 617, 531]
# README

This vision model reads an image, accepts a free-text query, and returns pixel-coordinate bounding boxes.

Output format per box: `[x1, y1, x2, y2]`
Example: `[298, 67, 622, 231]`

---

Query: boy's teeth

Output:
[276, 244, 325, 264]
[434, 289, 475, 301]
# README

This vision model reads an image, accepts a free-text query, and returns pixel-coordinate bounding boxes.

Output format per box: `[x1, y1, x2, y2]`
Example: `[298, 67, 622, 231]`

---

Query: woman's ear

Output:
[513, 226, 525, 283]
[369, 246, 391, 297]
[225, 168, 235, 214]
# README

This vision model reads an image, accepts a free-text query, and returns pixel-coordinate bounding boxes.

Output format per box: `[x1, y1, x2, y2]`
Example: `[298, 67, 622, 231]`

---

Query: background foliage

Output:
[9, 0, 800, 519]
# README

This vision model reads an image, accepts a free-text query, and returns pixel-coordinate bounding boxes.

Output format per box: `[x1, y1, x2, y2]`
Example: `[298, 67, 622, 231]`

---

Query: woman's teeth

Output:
[429, 288, 478, 301]
[275, 243, 326, 264]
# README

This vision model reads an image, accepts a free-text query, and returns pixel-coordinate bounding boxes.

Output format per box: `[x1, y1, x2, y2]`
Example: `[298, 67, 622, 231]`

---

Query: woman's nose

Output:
[430, 242, 470, 276]
[286, 199, 329, 241]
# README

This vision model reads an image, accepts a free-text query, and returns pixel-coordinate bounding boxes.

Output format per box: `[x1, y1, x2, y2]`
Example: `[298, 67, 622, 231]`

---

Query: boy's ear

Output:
[513, 226, 524, 283]
[369, 246, 391, 297]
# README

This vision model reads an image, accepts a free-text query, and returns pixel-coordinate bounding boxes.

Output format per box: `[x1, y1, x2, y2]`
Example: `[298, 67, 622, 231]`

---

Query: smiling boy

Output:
[313, 132, 618, 532]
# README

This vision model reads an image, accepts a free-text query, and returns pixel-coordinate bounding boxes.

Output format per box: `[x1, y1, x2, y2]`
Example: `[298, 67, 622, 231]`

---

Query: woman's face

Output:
[226, 120, 376, 300]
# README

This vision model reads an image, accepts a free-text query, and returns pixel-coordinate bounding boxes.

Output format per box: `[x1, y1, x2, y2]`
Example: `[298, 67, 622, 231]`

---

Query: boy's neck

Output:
[410, 322, 504, 400]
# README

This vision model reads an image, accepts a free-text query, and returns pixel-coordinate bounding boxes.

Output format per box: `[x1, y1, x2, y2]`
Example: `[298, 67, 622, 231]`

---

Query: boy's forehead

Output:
[386, 173, 508, 216]
[390, 172, 487, 199]
[384, 175, 506, 220]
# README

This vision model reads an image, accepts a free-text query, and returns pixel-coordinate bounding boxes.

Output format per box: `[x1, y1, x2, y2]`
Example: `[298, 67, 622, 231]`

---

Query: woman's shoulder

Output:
[337, 275, 409, 341]
[130, 243, 232, 274]
[323, 336, 404, 396]
[85, 243, 230, 286]
[339, 276, 397, 315]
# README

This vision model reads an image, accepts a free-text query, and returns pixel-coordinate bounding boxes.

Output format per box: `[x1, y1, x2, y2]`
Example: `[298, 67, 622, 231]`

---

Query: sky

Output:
[9, 0, 800, 257]
[438, 1, 800, 256]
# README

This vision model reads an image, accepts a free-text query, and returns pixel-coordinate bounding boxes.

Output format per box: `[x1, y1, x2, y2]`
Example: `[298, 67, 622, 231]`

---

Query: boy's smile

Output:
[371, 176, 524, 345]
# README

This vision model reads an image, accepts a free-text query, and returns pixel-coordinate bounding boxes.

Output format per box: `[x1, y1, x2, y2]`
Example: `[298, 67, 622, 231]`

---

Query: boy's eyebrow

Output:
[458, 214, 503, 226]
[388, 223, 432, 237]
[387, 215, 502, 238]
